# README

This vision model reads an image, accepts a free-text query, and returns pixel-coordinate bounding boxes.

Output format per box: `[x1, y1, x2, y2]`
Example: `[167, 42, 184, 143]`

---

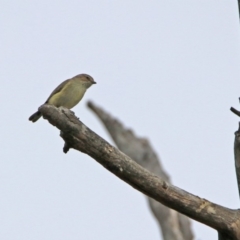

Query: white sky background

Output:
[1, 1, 240, 239]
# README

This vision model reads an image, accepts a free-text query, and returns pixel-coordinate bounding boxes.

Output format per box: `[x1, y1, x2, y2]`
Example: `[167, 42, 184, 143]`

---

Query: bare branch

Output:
[230, 102, 240, 199]
[39, 104, 240, 239]
[230, 107, 240, 118]
[87, 101, 193, 240]
[234, 123, 240, 199]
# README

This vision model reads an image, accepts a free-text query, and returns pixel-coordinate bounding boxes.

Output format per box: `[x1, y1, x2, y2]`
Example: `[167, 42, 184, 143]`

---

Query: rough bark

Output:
[87, 101, 193, 240]
[38, 104, 240, 239]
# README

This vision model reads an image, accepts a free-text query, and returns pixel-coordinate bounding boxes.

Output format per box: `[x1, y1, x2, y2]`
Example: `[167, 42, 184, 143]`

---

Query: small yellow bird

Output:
[29, 73, 96, 122]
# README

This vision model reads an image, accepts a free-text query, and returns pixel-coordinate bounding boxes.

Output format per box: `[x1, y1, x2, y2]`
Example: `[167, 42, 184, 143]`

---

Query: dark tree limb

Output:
[39, 104, 240, 239]
[87, 101, 193, 240]
[230, 102, 240, 199]
[233, 122, 240, 199]
[230, 107, 240, 118]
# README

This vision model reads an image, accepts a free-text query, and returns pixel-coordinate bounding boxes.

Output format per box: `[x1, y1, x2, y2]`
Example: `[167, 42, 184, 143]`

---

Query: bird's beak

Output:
[92, 81, 97, 84]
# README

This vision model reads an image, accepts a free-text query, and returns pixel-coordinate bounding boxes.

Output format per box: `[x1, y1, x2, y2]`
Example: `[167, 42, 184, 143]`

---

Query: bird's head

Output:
[74, 74, 96, 88]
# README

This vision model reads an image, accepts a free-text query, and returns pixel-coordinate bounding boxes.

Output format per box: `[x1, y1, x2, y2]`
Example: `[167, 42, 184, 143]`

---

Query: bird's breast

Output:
[49, 82, 86, 109]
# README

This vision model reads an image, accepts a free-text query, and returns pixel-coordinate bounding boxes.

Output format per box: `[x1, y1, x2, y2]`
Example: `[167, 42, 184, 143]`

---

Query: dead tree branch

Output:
[231, 102, 240, 199]
[39, 104, 240, 240]
[87, 101, 193, 240]
[234, 125, 240, 199]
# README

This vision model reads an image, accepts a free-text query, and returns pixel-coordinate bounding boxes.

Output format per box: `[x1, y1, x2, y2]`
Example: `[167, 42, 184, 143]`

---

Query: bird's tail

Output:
[29, 111, 42, 122]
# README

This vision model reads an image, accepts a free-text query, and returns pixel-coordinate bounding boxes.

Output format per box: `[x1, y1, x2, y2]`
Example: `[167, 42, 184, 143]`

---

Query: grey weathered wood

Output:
[38, 104, 240, 239]
[87, 101, 193, 240]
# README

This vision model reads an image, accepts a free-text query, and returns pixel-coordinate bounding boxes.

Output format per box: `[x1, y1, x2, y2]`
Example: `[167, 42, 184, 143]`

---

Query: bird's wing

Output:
[45, 79, 70, 103]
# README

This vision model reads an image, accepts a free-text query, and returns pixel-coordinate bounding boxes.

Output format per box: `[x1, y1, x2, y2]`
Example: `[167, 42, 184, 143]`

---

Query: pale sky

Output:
[1, 1, 240, 239]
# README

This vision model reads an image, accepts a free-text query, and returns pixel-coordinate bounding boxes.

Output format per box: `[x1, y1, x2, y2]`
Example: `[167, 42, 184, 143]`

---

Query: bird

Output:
[29, 73, 96, 122]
